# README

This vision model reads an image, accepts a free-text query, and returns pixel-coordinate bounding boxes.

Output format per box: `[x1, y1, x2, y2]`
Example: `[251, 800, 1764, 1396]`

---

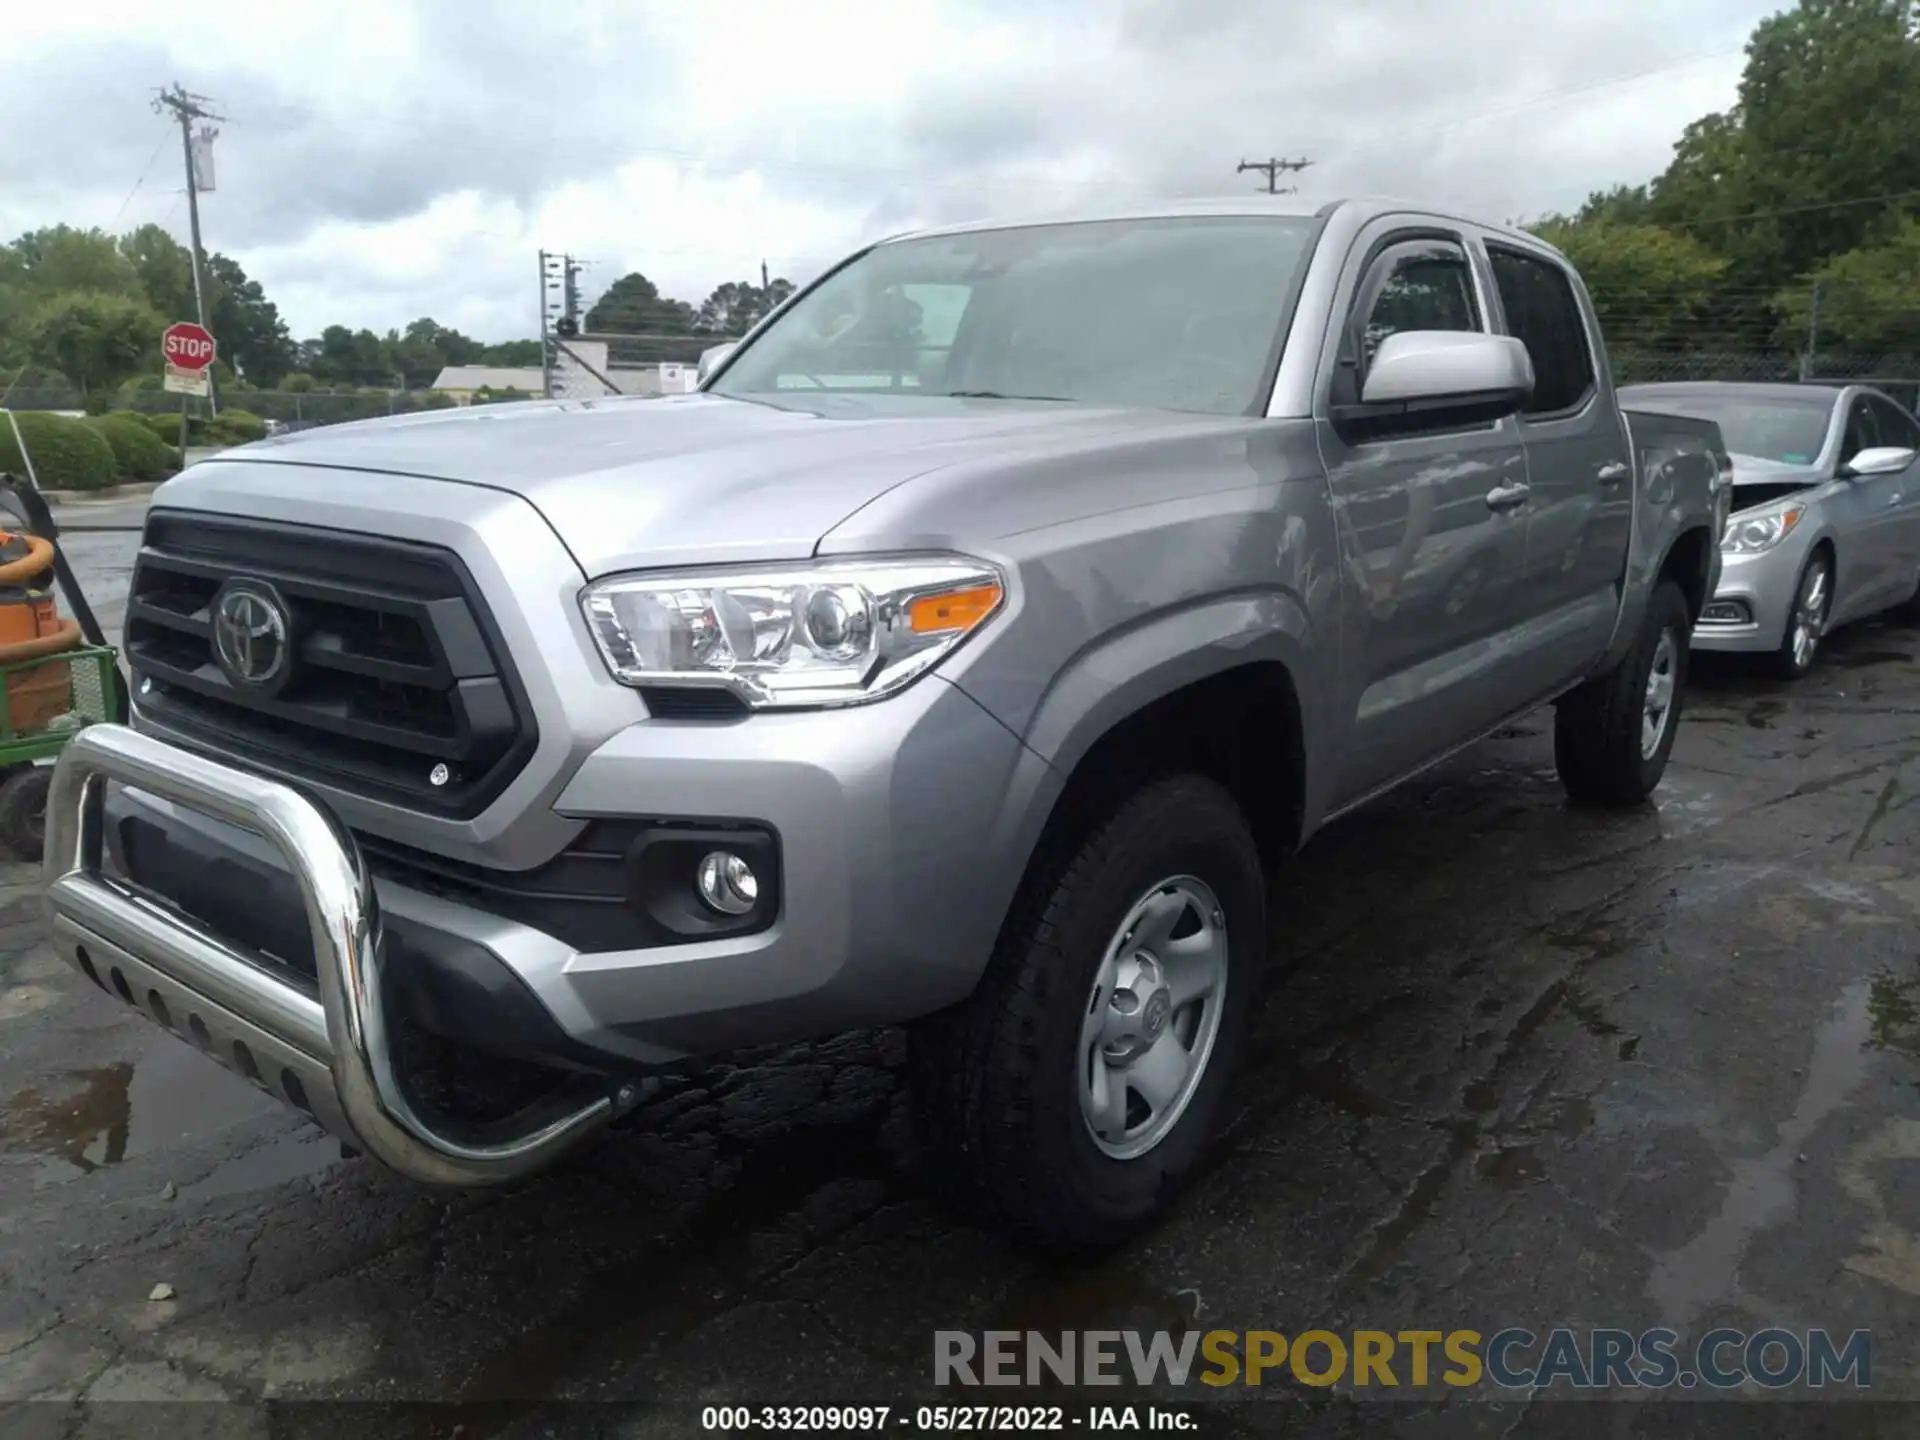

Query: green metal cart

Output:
[0, 410, 135, 861]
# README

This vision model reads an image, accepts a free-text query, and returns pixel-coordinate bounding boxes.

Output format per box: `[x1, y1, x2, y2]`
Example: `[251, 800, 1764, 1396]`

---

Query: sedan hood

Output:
[197, 393, 1198, 575]
[1727, 453, 1825, 513]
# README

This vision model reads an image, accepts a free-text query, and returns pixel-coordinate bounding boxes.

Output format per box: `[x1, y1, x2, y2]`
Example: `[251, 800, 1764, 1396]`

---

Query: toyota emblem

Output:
[212, 582, 291, 690]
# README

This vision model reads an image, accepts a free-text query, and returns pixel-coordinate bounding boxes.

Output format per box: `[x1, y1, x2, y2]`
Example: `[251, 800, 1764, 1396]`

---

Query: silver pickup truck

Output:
[43, 197, 1727, 1249]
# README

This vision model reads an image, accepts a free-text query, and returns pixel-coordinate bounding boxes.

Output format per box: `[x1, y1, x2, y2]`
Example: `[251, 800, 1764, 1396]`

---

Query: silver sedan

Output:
[1617, 381, 1920, 678]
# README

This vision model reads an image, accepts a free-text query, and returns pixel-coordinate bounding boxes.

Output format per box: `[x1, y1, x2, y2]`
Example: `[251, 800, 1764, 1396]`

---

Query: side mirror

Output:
[1840, 445, 1915, 478]
[1361, 331, 1534, 408]
[1335, 331, 1534, 441]
[697, 343, 737, 385]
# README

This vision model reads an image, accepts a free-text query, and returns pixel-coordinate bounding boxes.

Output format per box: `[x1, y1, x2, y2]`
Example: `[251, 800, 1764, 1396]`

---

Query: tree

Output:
[6, 225, 136, 298]
[29, 290, 166, 410]
[119, 224, 197, 324]
[585, 272, 696, 335]
[1528, 219, 1729, 350]
[1774, 216, 1920, 353]
[695, 278, 795, 336]
[205, 253, 297, 386]
[1642, 1, 1920, 291]
[480, 339, 543, 366]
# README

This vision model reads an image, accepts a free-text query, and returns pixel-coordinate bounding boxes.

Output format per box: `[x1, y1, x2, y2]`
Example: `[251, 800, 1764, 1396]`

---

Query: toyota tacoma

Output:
[44, 198, 1728, 1248]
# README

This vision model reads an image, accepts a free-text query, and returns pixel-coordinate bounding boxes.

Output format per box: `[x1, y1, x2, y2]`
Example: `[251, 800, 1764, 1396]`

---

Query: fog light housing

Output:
[1701, 600, 1751, 625]
[696, 850, 758, 915]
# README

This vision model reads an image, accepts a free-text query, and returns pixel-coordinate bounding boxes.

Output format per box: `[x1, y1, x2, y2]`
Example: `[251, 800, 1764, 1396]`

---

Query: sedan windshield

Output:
[710, 216, 1320, 417]
[1619, 391, 1834, 467]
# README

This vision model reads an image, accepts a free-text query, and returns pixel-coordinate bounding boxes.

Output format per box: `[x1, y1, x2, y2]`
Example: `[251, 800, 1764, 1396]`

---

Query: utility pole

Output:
[1237, 156, 1312, 195]
[154, 83, 225, 415]
[1799, 280, 1824, 382]
[761, 259, 770, 291]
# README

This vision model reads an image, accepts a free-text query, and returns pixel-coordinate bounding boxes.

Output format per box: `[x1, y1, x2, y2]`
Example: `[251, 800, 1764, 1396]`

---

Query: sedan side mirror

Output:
[1840, 445, 1915, 478]
[697, 342, 737, 385]
[1336, 331, 1535, 441]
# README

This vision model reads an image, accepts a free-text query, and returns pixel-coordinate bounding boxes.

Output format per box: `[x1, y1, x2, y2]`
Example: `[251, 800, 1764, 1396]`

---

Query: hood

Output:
[1726, 453, 1825, 513]
[198, 392, 1203, 575]
[1727, 453, 1823, 485]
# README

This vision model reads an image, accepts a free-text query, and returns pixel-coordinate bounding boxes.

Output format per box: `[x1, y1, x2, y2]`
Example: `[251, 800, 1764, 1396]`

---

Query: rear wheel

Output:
[1771, 550, 1832, 680]
[908, 773, 1263, 1253]
[1554, 579, 1691, 807]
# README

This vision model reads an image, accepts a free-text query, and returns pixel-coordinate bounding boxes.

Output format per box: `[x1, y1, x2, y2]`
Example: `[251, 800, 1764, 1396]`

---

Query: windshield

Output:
[1619, 391, 1834, 467]
[710, 216, 1319, 417]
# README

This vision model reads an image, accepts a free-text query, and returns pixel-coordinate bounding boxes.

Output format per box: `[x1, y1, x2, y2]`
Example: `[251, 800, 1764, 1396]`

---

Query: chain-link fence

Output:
[1610, 351, 1920, 411]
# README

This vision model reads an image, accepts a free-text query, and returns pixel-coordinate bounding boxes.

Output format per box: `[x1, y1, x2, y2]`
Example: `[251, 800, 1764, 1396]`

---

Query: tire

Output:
[907, 773, 1264, 1253]
[0, 764, 52, 862]
[1770, 550, 1833, 680]
[1554, 579, 1691, 807]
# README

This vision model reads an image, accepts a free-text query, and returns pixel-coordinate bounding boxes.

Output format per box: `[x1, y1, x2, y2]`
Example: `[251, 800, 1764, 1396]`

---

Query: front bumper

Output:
[44, 724, 631, 1185]
[1690, 540, 1807, 653]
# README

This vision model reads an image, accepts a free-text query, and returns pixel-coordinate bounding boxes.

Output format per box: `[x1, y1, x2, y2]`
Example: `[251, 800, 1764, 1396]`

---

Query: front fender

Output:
[964, 587, 1333, 844]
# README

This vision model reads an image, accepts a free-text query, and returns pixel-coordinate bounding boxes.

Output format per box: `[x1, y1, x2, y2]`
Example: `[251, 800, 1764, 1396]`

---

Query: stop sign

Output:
[162, 322, 217, 372]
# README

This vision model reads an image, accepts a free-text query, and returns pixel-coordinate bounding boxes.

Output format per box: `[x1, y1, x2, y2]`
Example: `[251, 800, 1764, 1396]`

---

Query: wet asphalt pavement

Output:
[5, 536, 1920, 1434]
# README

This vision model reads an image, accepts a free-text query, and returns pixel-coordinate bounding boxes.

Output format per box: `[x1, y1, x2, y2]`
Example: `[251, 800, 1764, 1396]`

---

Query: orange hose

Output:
[0, 616, 80, 664]
[0, 533, 54, 587]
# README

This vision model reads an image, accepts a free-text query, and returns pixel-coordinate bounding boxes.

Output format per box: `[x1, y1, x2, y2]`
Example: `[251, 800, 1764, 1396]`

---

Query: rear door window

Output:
[1486, 246, 1597, 417]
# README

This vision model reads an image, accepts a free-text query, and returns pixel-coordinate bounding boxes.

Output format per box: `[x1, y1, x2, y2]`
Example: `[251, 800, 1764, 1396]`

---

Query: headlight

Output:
[581, 556, 1005, 708]
[1721, 503, 1806, 555]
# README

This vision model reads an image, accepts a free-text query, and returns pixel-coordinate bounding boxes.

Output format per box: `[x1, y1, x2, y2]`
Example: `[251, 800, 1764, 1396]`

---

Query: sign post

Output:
[161, 322, 216, 458]
[162, 321, 217, 398]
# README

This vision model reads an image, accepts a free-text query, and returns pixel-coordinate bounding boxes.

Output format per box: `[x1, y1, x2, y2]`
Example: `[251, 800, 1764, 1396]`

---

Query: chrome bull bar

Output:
[43, 723, 632, 1186]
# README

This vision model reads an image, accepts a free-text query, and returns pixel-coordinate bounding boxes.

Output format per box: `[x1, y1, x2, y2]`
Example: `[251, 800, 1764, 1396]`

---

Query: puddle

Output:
[1474, 1142, 1542, 1189]
[1867, 969, 1920, 1062]
[1, 1039, 285, 1176]
[1645, 981, 1875, 1328]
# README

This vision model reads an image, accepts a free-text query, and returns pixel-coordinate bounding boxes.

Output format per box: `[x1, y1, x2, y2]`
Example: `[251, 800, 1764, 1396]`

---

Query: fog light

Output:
[695, 850, 758, 915]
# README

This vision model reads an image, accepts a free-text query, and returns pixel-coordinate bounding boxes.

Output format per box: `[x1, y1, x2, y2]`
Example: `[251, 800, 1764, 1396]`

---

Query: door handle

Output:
[1485, 482, 1531, 513]
[1597, 461, 1630, 485]
[1892, 493, 1904, 506]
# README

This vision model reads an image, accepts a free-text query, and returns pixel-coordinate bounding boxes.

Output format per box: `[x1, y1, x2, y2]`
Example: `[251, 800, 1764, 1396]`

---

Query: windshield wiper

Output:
[939, 390, 1077, 402]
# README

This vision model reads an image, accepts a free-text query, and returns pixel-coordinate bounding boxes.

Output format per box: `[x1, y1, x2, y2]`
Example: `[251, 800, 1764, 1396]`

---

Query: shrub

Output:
[204, 408, 267, 446]
[142, 411, 203, 445]
[0, 412, 118, 492]
[83, 415, 176, 481]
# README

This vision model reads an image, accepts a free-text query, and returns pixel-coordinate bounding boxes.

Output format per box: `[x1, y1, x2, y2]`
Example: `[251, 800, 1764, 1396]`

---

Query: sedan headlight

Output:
[1721, 503, 1806, 555]
[581, 556, 1005, 708]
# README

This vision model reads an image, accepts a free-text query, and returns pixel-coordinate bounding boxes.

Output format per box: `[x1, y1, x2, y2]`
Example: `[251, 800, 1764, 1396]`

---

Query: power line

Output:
[1236, 157, 1312, 195]
[107, 137, 168, 232]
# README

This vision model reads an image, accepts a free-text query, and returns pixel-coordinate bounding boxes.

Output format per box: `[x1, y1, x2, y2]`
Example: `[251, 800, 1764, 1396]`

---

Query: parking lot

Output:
[5, 534, 1920, 1431]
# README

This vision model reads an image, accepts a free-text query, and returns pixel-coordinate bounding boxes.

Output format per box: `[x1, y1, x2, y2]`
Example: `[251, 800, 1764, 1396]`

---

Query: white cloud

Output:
[0, 0, 1779, 341]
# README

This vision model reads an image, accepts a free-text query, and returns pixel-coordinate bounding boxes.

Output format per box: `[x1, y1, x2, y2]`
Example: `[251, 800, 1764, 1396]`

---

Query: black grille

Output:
[125, 515, 537, 817]
[638, 686, 750, 720]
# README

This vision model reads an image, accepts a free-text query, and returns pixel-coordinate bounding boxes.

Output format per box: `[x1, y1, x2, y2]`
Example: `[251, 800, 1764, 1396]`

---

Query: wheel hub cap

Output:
[1641, 628, 1677, 760]
[1078, 877, 1228, 1161]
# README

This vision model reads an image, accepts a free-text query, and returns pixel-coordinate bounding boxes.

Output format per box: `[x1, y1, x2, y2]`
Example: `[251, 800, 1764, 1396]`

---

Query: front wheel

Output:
[908, 774, 1264, 1253]
[1554, 579, 1691, 807]
[1771, 551, 1832, 680]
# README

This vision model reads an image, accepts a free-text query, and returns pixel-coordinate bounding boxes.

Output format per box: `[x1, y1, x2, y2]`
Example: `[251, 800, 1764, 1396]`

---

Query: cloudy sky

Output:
[3, 0, 1780, 343]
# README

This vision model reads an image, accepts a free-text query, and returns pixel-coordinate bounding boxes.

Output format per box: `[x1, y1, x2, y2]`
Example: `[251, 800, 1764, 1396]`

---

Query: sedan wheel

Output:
[1776, 554, 1832, 679]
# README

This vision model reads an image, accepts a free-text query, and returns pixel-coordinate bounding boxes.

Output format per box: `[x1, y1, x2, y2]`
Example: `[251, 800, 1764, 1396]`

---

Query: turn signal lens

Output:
[908, 582, 1003, 635]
